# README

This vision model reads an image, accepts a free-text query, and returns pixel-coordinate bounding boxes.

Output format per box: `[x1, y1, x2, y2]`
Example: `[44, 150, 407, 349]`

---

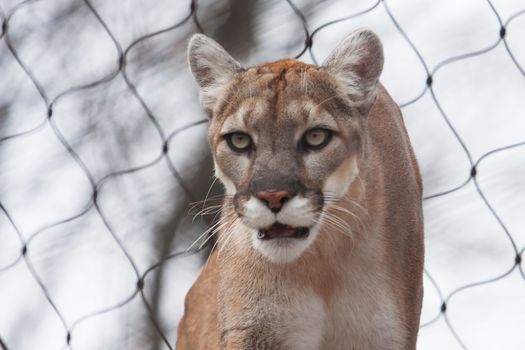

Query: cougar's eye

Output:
[303, 128, 332, 150]
[226, 132, 252, 152]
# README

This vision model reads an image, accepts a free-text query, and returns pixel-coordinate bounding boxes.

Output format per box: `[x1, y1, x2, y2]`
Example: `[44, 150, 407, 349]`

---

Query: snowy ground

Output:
[0, 0, 524, 349]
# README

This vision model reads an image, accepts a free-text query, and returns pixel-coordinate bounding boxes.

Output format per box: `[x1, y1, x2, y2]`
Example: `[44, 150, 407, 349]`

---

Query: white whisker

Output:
[206, 218, 240, 270]
[185, 212, 236, 253]
[197, 219, 232, 250]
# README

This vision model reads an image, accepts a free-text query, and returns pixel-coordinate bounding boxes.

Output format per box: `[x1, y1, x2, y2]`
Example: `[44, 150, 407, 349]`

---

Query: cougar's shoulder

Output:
[176, 253, 220, 350]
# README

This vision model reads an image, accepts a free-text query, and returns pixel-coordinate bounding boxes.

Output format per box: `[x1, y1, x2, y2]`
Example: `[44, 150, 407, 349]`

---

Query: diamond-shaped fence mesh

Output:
[0, 0, 524, 349]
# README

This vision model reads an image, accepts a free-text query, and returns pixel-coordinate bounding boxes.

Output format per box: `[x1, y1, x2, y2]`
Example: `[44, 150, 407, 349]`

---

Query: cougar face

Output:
[188, 31, 383, 263]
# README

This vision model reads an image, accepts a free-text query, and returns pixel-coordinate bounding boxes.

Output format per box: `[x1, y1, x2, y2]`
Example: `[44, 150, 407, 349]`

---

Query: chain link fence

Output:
[0, 0, 524, 349]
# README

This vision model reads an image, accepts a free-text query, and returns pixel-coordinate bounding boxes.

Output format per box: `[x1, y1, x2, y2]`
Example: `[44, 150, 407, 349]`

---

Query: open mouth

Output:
[257, 223, 310, 240]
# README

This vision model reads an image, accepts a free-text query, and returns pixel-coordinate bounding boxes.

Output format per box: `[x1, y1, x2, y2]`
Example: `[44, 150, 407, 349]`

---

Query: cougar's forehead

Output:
[217, 98, 340, 139]
[209, 59, 354, 139]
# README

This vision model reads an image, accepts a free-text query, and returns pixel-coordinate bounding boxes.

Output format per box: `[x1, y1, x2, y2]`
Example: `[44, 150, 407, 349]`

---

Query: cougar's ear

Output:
[322, 29, 384, 115]
[187, 34, 244, 113]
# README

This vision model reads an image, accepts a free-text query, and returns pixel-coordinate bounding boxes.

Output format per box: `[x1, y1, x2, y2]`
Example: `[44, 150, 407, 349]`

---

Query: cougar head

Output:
[187, 29, 383, 263]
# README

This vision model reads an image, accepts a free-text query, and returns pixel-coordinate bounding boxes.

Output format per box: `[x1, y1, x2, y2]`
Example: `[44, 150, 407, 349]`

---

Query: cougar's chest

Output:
[320, 278, 406, 349]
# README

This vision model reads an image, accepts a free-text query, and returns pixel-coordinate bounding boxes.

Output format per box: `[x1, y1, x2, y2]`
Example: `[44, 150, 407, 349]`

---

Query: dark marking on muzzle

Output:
[257, 223, 310, 240]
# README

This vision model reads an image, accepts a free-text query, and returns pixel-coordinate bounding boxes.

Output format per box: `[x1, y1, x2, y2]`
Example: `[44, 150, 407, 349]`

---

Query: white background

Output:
[0, 0, 524, 349]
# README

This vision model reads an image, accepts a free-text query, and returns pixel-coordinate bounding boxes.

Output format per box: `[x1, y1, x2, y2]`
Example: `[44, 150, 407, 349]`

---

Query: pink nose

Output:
[257, 190, 291, 212]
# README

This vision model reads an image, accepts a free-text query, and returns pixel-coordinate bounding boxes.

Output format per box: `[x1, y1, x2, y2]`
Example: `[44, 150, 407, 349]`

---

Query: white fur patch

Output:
[276, 196, 316, 228]
[240, 195, 321, 264]
[251, 227, 320, 264]
[323, 156, 359, 199]
[281, 291, 325, 349]
[214, 163, 236, 195]
[241, 197, 275, 229]
[323, 287, 406, 349]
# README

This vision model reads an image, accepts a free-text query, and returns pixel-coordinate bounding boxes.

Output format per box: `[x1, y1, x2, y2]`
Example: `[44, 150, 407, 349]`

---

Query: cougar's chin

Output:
[250, 224, 320, 264]
[236, 195, 322, 263]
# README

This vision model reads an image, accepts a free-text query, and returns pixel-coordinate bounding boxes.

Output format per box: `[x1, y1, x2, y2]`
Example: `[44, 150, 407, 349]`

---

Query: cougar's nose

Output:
[257, 190, 291, 213]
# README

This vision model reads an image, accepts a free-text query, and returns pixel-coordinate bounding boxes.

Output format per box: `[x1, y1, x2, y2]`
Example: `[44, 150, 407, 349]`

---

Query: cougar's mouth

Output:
[257, 223, 310, 240]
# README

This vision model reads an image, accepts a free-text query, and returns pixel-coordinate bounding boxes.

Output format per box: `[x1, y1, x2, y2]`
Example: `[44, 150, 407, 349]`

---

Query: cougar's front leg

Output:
[220, 325, 286, 350]
[218, 280, 325, 350]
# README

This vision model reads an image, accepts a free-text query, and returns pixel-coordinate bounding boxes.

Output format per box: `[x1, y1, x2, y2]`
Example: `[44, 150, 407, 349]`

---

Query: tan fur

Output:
[179, 32, 424, 349]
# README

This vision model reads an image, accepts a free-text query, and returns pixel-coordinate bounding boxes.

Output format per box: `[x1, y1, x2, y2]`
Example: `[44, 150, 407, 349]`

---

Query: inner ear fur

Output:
[322, 29, 384, 115]
[187, 34, 244, 112]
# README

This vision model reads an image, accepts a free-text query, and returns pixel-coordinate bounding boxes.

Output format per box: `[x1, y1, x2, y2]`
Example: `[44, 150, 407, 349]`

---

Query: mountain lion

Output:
[177, 29, 424, 349]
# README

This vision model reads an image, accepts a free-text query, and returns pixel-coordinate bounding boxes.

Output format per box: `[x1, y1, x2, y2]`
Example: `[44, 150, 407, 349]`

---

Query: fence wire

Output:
[0, 0, 524, 349]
